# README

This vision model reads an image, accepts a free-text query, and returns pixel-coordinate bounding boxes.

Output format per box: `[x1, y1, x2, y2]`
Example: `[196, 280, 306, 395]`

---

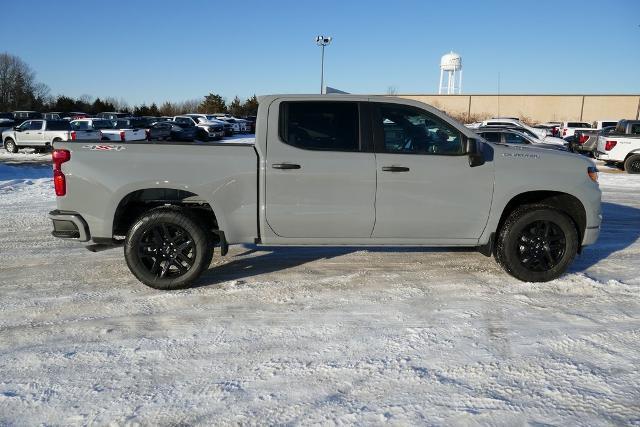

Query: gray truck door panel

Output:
[265, 100, 376, 238]
[371, 103, 494, 239]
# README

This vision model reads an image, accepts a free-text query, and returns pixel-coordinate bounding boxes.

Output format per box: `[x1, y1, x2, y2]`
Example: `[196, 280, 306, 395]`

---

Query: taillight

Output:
[563, 128, 567, 136]
[604, 140, 617, 151]
[70, 131, 77, 141]
[52, 149, 70, 196]
[578, 134, 589, 144]
[120, 131, 125, 141]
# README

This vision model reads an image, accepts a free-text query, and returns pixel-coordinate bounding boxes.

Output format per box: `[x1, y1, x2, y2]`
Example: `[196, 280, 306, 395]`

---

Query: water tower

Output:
[438, 51, 462, 94]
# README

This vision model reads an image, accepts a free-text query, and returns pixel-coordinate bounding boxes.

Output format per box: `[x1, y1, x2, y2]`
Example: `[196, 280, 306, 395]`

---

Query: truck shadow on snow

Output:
[198, 201, 640, 286]
[197, 246, 477, 286]
[570, 201, 640, 272]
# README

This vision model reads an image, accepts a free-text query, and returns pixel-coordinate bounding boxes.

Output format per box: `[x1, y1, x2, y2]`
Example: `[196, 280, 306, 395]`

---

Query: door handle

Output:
[272, 163, 301, 170]
[382, 166, 410, 172]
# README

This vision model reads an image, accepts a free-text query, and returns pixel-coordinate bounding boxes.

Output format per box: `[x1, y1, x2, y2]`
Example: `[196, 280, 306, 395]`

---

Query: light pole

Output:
[315, 35, 332, 94]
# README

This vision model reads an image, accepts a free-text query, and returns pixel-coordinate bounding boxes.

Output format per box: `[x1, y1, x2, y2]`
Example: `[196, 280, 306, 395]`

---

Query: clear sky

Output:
[2, 0, 639, 105]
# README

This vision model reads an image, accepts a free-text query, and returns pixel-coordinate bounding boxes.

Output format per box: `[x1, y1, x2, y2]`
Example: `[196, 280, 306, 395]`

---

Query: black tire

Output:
[495, 205, 578, 282]
[624, 154, 640, 174]
[124, 208, 213, 290]
[4, 138, 18, 153]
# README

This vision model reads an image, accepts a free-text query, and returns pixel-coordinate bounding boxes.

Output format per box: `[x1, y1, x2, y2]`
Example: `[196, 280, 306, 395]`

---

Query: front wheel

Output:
[624, 154, 640, 174]
[4, 138, 18, 153]
[495, 206, 578, 282]
[124, 208, 213, 290]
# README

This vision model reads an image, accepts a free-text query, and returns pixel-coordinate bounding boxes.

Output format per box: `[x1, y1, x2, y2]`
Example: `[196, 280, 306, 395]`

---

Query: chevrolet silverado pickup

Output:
[48, 95, 602, 290]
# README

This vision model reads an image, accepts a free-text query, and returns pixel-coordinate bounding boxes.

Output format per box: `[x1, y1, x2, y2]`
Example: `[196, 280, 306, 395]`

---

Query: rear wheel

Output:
[124, 208, 213, 290]
[624, 154, 640, 174]
[495, 206, 578, 282]
[4, 138, 17, 153]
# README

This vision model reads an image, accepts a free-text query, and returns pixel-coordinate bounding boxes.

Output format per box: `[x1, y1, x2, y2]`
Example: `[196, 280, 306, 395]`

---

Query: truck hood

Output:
[492, 141, 595, 169]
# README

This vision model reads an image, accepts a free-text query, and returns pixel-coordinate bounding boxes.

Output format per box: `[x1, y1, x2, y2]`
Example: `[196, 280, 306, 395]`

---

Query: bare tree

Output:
[0, 52, 50, 111]
[386, 86, 398, 95]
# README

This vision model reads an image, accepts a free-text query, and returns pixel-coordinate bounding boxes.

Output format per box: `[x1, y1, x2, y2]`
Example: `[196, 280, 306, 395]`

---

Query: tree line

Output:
[0, 52, 258, 117]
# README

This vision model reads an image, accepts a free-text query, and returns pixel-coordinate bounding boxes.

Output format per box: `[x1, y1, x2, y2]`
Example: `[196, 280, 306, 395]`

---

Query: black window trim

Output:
[277, 100, 366, 153]
[371, 102, 467, 156]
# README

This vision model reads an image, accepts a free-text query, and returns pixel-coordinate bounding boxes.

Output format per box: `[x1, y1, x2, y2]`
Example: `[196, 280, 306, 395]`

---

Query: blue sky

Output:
[2, 0, 639, 105]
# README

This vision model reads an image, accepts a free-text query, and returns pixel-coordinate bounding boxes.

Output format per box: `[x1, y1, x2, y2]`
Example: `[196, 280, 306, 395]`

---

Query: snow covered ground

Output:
[0, 159, 639, 425]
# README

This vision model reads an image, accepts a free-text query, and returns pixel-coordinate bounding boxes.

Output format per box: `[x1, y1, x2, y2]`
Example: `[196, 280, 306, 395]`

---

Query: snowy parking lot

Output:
[0, 152, 639, 425]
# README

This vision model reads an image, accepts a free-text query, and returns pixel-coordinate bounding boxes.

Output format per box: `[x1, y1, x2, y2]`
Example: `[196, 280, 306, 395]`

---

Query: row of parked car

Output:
[466, 117, 640, 174]
[0, 111, 257, 153]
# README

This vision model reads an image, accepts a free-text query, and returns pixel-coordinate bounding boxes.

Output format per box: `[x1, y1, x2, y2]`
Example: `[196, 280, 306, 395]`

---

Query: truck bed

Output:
[53, 140, 258, 244]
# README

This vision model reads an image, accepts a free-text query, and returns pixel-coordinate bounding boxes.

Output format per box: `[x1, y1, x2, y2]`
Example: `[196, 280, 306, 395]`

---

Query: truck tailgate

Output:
[53, 141, 258, 244]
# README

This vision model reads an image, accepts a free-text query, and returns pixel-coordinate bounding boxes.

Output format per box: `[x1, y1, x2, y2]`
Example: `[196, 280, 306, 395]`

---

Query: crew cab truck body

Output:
[596, 120, 640, 173]
[2, 119, 82, 153]
[49, 95, 601, 289]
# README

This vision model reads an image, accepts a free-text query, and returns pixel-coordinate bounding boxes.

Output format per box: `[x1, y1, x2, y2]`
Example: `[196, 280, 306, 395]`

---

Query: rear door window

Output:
[279, 102, 360, 152]
[29, 120, 44, 130]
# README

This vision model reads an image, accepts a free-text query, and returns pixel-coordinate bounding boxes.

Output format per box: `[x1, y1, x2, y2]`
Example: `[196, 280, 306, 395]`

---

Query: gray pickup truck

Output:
[49, 95, 602, 289]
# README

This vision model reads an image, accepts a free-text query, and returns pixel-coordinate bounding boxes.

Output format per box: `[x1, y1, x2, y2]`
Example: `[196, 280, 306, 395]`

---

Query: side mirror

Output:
[465, 137, 485, 167]
[14, 126, 21, 131]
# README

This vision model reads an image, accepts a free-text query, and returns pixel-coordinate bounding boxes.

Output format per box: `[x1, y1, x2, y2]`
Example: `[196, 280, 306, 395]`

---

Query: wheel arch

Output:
[497, 191, 587, 245]
[624, 150, 640, 161]
[112, 188, 221, 241]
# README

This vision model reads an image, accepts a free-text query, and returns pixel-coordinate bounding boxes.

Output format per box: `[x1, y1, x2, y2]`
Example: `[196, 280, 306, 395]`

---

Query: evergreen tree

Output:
[228, 96, 242, 117]
[149, 103, 160, 117]
[198, 93, 226, 114]
[241, 95, 259, 117]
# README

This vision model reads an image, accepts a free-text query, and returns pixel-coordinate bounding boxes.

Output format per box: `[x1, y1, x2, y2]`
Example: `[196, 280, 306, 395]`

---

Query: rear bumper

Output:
[49, 210, 90, 242]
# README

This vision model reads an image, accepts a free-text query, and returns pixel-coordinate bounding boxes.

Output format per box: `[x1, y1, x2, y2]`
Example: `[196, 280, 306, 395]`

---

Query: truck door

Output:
[265, 100, 376, 238]
[25, 120, 45, 143]
[371, 102, 494, 240]
[13, 121, 30, 143]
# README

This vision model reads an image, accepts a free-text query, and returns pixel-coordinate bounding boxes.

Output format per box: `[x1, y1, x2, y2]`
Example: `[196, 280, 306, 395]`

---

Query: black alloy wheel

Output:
[515, 220, 566, 272]
[138, 222, 196, 279]
[495, 206, 578, 282]
[624, 154, 640, 174]
[124, 208, 213, 290]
